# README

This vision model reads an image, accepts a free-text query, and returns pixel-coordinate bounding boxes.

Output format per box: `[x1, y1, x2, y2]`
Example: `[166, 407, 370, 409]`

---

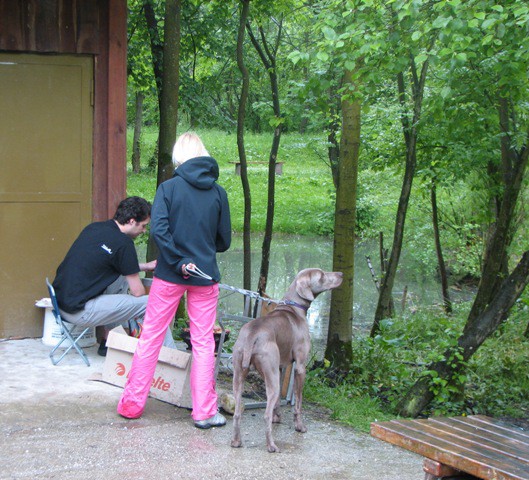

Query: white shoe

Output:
[194, 412, 226, 429]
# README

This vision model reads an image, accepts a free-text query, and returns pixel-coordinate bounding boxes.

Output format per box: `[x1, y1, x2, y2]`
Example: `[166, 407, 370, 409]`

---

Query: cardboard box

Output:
[102, 326, 193, 409]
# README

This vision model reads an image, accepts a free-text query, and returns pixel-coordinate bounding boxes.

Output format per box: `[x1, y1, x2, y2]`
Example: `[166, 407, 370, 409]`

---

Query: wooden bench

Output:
[229, 161, 283, 175]
[371, 415, 529, 480]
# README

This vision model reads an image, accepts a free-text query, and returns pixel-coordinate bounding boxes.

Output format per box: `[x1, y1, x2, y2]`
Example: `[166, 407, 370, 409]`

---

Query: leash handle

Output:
[184, 264, 213, 281]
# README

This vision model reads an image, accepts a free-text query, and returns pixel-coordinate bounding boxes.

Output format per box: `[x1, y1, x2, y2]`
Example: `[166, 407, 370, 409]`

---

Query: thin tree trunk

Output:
[371, 57, 429, 336]
[258, 125, 280, 295]
[328, 76, 341, 189]
[398, 105, 529, 417]
[143, 0, 162, 178]
[431, 182, 452, 313]
[467, 99, 529, 324]
[146, 0, 181, 266]
[397, 249, 529, 417]
[379, 232, 385, 274]
[157, 0, 180, 185]
[324, 69, 359, 370]
[246, 21, 284, 296]
[131, 91, 144, 174]
[236, 0, 252, 292]
[143, 0, 163, 102]
[378, 232, 394, 315]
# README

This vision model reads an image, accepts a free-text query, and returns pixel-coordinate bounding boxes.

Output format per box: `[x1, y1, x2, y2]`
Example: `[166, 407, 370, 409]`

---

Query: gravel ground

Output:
[0, 338, 424, 480]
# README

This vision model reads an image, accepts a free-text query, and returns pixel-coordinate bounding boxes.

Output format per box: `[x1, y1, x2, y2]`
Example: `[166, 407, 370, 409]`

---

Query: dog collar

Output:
[284, 300, 310, 312]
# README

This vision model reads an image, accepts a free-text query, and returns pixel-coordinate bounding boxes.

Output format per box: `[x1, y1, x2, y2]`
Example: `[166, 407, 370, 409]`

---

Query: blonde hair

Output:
[172, 132, 209, 167]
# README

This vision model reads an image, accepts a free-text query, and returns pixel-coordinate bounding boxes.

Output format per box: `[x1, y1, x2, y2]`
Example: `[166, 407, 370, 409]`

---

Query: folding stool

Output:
[46, 278, 91, 366]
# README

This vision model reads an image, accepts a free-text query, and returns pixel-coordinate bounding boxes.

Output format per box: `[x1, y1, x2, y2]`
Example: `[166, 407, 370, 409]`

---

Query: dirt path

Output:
[0, 339, 424, 479]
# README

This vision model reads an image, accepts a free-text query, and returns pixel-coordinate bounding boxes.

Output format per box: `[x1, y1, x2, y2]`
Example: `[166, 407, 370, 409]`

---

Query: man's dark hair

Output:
[113, 197, 151, 225]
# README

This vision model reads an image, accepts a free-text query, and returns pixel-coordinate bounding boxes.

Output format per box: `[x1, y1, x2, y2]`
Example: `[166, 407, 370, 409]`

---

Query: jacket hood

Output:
[173, 156, 219, 190]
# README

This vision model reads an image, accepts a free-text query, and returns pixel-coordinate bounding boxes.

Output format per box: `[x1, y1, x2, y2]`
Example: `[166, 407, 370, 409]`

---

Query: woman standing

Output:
[117, 132, 231, 428]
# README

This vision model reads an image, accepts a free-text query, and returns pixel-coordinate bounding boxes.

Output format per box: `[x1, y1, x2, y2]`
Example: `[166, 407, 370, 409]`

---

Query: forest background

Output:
[126, 0, 529, 430]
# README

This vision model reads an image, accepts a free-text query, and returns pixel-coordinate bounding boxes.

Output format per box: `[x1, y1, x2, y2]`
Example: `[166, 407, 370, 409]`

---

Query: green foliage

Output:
[123, 0, 529, 428]
[465, 301, 529, 418]
[306, 304, 529, 425]
[304, 366, 393, 432]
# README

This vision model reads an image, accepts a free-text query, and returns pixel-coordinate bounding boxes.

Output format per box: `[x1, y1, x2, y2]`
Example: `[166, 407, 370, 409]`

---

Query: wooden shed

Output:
[0, 0, 128, 338]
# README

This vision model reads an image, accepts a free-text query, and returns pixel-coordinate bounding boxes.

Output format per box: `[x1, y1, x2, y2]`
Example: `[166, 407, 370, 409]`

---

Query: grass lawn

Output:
[127, 127, 337, 235]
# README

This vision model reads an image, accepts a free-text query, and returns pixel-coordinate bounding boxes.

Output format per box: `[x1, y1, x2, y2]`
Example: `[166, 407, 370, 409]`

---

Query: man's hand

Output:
[140, 260, 157, 272]
[126, 273, 146, 296]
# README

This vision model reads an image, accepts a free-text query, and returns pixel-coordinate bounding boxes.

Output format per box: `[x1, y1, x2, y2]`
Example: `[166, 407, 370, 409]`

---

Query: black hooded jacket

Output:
[151, 156, 231, 285]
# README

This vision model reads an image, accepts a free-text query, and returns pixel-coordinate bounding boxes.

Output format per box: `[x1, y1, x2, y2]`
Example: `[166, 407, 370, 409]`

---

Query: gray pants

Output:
[60, 277, 175, 348]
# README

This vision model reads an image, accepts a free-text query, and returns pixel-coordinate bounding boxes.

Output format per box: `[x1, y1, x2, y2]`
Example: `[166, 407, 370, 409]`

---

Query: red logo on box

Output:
[113, 362, 171, 391]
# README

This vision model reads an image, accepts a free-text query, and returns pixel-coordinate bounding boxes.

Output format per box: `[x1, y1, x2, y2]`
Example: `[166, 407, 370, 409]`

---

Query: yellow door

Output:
[0, 54, 93, 338]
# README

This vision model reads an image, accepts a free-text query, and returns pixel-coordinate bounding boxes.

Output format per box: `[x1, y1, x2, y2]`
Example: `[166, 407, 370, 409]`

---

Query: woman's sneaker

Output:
[194, 412, 226, 429]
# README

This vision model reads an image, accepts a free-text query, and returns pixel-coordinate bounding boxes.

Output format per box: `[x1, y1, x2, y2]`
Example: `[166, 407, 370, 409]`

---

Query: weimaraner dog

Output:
[230, 268, 343, 453]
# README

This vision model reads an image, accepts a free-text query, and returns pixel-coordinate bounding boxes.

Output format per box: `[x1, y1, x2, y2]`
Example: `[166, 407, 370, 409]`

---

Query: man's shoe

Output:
[194, 412, 226, 429]
[98, 339, 107, 357]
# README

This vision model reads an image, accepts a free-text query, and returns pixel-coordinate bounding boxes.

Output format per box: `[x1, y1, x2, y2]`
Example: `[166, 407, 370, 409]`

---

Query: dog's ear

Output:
[296, 278, 315, 301]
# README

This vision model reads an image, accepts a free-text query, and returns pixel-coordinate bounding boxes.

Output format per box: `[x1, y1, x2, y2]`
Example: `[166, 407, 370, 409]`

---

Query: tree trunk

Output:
[131, 91, 144, 174]
[378, 232, 394, 315]
[431, 182, 452, 313]
[143, 0, 163, 102]
[246, 21, 284, 296]
[467, 99, 529, 324]
[324, 69, 359, 370]
[398, 104, 529, 417]
[157, 0, 180, 185]
[258, 125, 281, 296]
[146, 0, 181, 265]
[328, 117, 340, 189]
[236, 0, 252, 292]
[397, 249, 529, 417]
[371, 58, 429, 336]
[327, 78, 341, 189]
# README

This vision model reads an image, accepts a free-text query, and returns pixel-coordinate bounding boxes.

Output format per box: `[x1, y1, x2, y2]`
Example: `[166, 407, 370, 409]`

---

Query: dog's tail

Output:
[241, 337, 257, 370]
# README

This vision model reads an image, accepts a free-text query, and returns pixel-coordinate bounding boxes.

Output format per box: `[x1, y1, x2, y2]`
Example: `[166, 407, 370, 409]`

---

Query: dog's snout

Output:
[332, 271, 344, 286]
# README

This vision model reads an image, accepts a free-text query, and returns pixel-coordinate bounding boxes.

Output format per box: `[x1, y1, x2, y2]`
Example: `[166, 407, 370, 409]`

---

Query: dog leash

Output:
[220, 283, 309, 311]
[184, 264, 213, 281]
[184, 265, 309, 311]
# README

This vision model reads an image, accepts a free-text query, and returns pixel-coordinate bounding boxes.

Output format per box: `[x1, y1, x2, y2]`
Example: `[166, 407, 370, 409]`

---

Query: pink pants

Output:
[117, 277, 219, 421]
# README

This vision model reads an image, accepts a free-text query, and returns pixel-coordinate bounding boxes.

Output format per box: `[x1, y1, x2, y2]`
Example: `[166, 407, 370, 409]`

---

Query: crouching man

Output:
[52, 196, 175, 356]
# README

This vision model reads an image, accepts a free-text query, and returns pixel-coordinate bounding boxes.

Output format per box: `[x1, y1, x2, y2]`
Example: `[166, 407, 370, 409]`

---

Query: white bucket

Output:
[39, 303, 96, 348]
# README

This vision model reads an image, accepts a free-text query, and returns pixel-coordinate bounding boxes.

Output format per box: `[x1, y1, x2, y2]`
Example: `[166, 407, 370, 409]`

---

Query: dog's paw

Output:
[231, 439, 243, 448]
[295, 424, 307, 433]
[267, 443, 280, 453]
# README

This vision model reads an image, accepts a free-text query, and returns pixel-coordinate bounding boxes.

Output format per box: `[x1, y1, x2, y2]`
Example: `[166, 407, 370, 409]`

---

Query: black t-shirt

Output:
[53, 220, 140, 313]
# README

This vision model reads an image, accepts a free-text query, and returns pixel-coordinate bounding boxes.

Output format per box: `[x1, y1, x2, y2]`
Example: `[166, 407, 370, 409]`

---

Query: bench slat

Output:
[429, 417, 529, 461]
[400, 419, 529, 472]
[371, 416, 529, 480]
[372, 421, 529, 479]
[462, 415, 529, 443]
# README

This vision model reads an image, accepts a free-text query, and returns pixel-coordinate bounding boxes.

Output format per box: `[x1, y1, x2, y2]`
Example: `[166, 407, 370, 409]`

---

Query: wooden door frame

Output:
[92, 1, 128, 221]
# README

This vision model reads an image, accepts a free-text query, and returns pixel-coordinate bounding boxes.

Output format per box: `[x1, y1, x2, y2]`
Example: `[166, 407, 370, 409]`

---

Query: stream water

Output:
[216, 234, 473, 343]
[140, 233, 473, 354]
